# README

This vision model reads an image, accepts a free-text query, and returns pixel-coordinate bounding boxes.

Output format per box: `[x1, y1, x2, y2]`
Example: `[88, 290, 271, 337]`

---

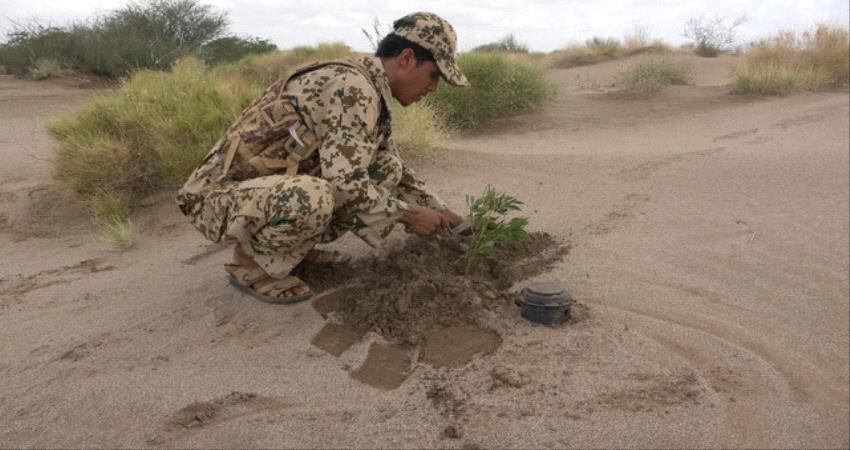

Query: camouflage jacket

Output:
[177, 55, 447, 245]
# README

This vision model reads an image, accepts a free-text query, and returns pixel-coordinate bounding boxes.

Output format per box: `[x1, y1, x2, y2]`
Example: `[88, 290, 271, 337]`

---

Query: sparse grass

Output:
[549, 44, 616, 68]
[549, 37, 671, 69]
[393, 101, 449, 155]
[28, 58, 64, 80]
[730, 25, 849, 95]
[614, 55, 694, 94]
[586, 37, 622, 56]
[473, 34, 529, 53]
[623, 25, 652, 52]
[96, 217, 138, 250]
[427, 52, 555, 128]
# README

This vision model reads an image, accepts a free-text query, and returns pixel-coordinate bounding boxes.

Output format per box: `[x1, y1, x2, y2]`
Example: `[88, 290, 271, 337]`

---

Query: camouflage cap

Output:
[391, 12, 470, 87]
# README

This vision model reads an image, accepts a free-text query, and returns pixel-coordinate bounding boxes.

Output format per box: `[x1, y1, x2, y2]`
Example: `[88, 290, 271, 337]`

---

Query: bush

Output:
[730, 25, 849, 95]
[684, 15, 746, 57]
[29, 58, 64, 79]
[393, 101, 448, 156]
[218, 42, 351, 87]
[0, 25, 82, 77]
[200, 36, 277, 65]
[586, 36, 622, 56]
[473, 34, 529, 53]
[49, 57, 253, 214]
[427, 52, 554, 128]
[614, 55, 694, 94]
[548, 45, 613, 68]
[0, 0, 226, 78]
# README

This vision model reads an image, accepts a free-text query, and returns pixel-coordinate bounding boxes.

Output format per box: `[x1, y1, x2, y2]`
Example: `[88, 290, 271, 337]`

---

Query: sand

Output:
[1, 53, 848, 448]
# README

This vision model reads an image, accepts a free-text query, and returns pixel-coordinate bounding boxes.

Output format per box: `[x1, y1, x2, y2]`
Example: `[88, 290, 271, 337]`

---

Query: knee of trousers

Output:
[257, 175, 334, 234]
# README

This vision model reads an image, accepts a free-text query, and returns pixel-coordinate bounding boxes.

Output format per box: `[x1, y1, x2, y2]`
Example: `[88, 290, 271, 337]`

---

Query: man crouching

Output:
[176, 12, 469, 303]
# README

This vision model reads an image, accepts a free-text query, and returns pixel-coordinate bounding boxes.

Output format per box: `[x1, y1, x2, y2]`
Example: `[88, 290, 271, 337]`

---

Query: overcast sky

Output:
[1, 0, 847, 52]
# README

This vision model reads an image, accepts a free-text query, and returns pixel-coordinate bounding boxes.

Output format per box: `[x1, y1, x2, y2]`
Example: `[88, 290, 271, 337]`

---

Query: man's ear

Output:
[399, 48, 416, 69]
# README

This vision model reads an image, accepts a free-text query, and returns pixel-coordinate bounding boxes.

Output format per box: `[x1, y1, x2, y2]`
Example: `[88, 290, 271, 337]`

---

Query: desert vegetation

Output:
[473, 34, 530, 53]
[730, 24, 849, 95]
[613, 55, 694, 94]
[549, 26, 672, 69]
[683, 15, 747, 57]
[427, 52, 555, 129]
[0, 0, 279, 79]
[37, 11, 552, 247]
[14, 0, 843, 247]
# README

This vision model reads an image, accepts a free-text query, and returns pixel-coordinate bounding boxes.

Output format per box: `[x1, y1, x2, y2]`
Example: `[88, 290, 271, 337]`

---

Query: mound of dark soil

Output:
[304, 231, 571, 376]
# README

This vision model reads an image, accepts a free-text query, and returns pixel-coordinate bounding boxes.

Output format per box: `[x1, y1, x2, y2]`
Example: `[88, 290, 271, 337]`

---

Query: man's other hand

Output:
[439, 209, 464, 230]
[401, 206, 443, 236]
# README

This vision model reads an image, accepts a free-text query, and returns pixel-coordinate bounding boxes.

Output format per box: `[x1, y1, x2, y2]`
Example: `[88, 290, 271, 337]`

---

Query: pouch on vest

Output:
[222, 100, 320, 179]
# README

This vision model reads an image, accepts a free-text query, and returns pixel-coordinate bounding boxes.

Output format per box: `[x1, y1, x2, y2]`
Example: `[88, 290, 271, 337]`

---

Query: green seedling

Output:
[463, 186, 530, 273]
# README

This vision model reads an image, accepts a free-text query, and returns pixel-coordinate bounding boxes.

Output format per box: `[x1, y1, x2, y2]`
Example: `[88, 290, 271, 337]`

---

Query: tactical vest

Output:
[219, 58, 388, 182]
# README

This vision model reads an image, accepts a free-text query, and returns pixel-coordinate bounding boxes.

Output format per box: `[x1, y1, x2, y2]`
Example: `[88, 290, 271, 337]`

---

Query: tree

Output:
[684, 15, 747, 57]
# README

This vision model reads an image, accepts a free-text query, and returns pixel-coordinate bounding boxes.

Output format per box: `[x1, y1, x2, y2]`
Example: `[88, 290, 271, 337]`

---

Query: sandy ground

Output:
[1, 54, 848, 448]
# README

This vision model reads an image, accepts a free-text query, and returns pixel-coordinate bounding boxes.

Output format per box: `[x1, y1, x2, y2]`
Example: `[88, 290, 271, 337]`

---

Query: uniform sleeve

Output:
[309, 70, 410, 241]
[382, 137, 449, 211]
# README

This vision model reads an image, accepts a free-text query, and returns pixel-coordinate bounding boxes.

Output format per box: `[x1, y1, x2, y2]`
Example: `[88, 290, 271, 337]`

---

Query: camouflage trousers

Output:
[203, 152, 405, 278]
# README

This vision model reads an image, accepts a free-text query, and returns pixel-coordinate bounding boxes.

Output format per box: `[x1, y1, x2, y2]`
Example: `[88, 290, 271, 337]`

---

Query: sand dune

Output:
[1, 55, 847, 448]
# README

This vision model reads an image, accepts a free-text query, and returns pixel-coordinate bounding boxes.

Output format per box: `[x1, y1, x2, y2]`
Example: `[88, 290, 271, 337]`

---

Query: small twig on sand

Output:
[746, 231, 756, 244]
[733, 215, 748, 225]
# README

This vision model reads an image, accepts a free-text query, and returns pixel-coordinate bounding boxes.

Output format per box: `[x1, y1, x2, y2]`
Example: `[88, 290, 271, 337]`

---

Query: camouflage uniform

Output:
[176, 12, 468, 279]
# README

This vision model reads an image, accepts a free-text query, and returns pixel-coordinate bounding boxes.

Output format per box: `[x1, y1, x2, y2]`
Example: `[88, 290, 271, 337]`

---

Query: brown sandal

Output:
[303, 248, 351, 265]
[224, 263, 313, 305]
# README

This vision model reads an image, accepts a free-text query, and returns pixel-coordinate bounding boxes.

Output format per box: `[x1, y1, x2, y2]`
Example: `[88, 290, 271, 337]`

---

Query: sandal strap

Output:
[254, 275, 308, 296]
[304, 249, 350, 264]
[224, 263, 268, 284]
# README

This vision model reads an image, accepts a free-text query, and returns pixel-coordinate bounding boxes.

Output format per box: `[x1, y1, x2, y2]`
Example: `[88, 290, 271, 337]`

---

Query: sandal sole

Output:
[227, 273, 313, 305]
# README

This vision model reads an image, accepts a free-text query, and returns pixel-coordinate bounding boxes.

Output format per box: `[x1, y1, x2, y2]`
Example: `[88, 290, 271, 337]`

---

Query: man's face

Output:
[393, 50, 441, 106]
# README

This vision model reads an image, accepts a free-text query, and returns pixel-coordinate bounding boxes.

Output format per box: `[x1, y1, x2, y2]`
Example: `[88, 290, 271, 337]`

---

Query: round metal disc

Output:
[525, 281, 564, 296]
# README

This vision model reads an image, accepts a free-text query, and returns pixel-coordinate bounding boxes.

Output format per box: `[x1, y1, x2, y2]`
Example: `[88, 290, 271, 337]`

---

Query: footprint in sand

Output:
[147, 391, 288, 445]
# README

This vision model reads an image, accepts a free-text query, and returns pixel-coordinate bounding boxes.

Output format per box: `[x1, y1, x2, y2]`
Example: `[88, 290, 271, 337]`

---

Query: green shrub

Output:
[0, 0, 226, 78]
[0, 25, 82, 77]
[730, 25, 849, 95]
[614, 55, 694, 93]
[473, 34, 529, 53]
[200, 36, 277, 65]
[49, 57, 253, 213]
[462, 186, 529, 273]
[427, 52, 554, 128]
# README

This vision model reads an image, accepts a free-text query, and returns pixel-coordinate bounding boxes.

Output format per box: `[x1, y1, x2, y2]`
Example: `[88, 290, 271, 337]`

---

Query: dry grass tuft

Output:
[730, 25, 849, 95]
[97, 217, 137, 250]
[393, 101, 449, 156]
[28, 58, 64, 79]
[548, 34, 671, 69]
[613, 55, 694, 94]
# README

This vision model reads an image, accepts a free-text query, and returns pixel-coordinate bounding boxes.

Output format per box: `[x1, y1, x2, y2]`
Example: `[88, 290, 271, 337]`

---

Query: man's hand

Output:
[439, 209, 464, 230]
[400, 206, 444, 236]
